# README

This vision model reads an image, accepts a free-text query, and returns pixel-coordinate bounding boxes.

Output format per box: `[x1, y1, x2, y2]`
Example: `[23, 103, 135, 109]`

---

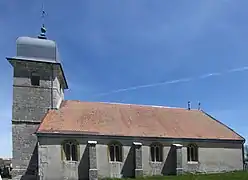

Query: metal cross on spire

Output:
[41, 3, 46, 23]
[38, 2, 47, 39]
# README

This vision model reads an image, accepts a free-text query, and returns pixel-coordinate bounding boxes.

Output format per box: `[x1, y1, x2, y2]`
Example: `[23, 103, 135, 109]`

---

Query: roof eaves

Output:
[6, 56, 57, 64]
[35, 130, 245, 143]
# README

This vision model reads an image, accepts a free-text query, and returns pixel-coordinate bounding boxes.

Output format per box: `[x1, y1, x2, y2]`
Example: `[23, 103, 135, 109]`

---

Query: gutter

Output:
[242, 143, 245, 170]
[51, 64, 54, 109]
[35, 131, 245, 144]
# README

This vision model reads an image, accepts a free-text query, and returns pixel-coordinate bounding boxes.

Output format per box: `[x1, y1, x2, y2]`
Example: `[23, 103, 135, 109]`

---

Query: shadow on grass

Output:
[99, 171, 248, 180]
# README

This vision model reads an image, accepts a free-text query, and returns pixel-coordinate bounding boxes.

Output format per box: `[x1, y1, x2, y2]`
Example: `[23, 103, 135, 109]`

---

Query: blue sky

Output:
[1, 0, 248, 158]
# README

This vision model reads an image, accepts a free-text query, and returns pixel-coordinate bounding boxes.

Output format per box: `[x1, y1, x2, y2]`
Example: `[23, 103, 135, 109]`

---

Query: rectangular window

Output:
[187, 148, 190, 161]
[65, 144, 71, 161]
[115, 145, 121, 162]
[109, 145, 115, 161]
[71, 144, 77, 161]
[151, 146, 155, 161]
[31, 74, 40, 86]
[155, 146, 160, 161]
[190, 148, 194, 161]
[60, 83, 62, 93]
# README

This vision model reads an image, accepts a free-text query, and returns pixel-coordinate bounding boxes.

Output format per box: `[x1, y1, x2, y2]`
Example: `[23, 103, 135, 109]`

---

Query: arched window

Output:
[187, 144, 198, 162]
[62, 140, 79, 161]
[108, 142, 122, 162]
[150, 143, 163, 162]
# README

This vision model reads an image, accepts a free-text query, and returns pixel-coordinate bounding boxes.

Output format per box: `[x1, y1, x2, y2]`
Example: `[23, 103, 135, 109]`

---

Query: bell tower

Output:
[6, 25, 68, 179]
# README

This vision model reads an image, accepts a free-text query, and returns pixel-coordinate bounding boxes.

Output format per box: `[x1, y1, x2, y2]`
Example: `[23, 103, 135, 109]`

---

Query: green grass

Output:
[101, 171, 248, 180]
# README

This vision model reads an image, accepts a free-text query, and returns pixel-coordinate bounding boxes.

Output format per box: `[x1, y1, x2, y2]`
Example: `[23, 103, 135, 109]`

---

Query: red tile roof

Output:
[36, 100, 244, 141]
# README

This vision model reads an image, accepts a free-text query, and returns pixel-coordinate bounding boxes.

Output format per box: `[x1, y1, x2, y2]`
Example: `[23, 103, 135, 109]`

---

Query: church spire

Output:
[38, 4, 47, 39]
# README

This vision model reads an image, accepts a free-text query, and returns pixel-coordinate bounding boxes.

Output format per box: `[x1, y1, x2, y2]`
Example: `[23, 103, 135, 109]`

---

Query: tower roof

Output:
[6, 36, 68, 89]
[16, 36, 60, 63]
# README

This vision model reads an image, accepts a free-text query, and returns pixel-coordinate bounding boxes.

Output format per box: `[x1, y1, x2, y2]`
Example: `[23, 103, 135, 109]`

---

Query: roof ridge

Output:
[65, 100, 197, 110]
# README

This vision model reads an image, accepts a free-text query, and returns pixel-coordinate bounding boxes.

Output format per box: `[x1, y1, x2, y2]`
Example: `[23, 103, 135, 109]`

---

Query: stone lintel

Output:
[11, 168, 26, 178]
[172, 143, 183, 147]
[89, 169, 98, 180]
[88, 140, 97, 145]
[133, 142, 142, 146]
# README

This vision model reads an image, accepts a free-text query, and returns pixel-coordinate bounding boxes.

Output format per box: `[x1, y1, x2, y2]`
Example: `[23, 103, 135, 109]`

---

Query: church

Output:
[7, 26, 245, 180]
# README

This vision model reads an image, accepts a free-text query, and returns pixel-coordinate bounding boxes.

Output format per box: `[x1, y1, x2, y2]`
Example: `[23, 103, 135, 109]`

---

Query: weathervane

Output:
[38, 2, 47, 39]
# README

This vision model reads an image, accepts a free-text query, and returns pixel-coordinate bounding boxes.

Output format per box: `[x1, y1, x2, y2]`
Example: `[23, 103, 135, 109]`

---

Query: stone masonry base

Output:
[135, 169, 143, 178]
[11, 169, 38, 180]
[89, 169, 98, 180]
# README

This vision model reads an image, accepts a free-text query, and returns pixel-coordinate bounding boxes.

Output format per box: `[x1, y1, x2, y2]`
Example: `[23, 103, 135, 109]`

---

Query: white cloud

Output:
[93, 65, 248, 97]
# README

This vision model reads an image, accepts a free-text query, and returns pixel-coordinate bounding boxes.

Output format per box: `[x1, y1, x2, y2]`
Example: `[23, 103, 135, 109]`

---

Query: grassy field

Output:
[102, 171, 248, 180]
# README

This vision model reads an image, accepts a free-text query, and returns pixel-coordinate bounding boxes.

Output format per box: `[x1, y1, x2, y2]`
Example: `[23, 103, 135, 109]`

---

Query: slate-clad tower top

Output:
[16, 36, 60, 63]
[7, 35, 68, 89]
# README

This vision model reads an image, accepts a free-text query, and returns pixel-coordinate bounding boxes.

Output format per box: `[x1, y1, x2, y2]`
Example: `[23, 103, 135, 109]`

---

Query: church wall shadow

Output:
[21, 142, 39, 180]
[78, 144, 89, 180]
[121, 146, 135, 178]
[162, 146, 177, 176]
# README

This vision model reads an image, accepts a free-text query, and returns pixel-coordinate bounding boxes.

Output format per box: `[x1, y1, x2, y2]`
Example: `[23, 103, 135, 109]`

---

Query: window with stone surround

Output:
[31, 72, 40, 86]
[60, 83, 63, 94]
[61, 140, 79, 161]
[150, 143, 163, 162]
[108, 142, 123, 162]
[187, 144, 198, 162]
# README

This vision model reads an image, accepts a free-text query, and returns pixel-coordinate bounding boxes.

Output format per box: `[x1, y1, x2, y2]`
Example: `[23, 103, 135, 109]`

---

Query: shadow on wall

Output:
[121, 146, 135, 178]
[78, 144, 89, 180]
[162, 146, 177, 176]
[21, 143, 39, 180]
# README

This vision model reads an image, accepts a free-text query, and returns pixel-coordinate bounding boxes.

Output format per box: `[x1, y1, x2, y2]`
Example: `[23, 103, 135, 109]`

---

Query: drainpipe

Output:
[242, 142, 245, 170]
[51, 64, 54, 109]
